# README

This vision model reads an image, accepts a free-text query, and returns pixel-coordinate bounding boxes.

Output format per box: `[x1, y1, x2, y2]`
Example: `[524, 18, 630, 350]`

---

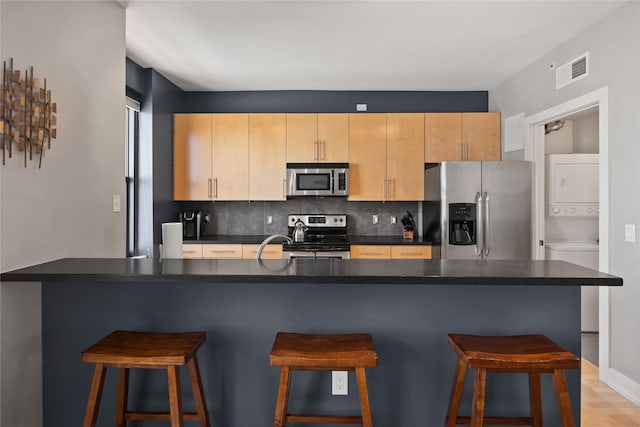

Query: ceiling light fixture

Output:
[544, 119, 565, 135]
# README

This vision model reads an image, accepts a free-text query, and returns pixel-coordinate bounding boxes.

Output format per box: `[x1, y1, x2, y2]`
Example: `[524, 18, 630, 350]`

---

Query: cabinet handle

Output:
[319, 141, 324, 160]
[360, 252, 382, 256]
[213, 178, 218, 199]
[382, 178, 386, 200]
[459, 143, 462, 160]
[313, 141, 318, 161]
[282, 178, 287, 199]
[208, 178, 212, 199]
[208, 250, 237, 253]
[465, 144, 469, 160]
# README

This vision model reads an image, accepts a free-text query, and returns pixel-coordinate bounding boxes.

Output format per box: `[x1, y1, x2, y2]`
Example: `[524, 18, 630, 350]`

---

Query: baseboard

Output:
[600, 365, 640, 406]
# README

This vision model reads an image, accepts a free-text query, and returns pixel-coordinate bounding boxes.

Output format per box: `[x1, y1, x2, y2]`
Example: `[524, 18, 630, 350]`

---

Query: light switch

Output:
[356, 103, 367, 112]
[625, 224, 636, 243]
[112, 195, 121, 213]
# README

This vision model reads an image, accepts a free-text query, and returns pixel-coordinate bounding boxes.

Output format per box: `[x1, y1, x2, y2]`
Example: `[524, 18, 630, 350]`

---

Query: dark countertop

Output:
[0, 258, 622, 286]
[184, 235, 434, 245]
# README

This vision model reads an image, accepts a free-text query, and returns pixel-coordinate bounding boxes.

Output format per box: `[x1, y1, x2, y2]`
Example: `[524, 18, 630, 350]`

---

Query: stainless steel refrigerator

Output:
[423, 161, 532, 260]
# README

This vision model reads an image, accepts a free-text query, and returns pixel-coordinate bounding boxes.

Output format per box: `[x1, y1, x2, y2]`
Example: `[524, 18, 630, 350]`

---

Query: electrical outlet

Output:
[112, 195, 120, 213]
[391, 216, 397, 224]
[332, 371, 348, 395]
[372, 215, 378, 224]
[625, 224, 636, 243]
[267, 215, 273, 225]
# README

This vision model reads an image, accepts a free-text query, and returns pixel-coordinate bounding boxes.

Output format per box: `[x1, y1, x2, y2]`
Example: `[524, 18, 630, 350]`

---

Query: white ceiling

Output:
[124, 0, 627, 92]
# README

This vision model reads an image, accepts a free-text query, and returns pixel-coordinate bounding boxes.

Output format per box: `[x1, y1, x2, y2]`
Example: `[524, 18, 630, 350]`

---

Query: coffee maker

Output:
[181, 210, 202, 240]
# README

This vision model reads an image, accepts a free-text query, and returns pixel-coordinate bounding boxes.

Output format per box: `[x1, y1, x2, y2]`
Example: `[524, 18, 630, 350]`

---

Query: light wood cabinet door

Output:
[182, 244, 203, 258]
[286, 114, 317, 162]
[463, 112, 501, 161]
[249, 114, 287, 200]
[390, 245, 431, 259]
[317, 113, 349, 162]
[387, 113, 425, 200]
[425, 113, 463, 162]
[350, 245, 391, 259]
[425, 113, 501, 162]
[242, 244, 283, 259]
[202, 244, 243, 259]
[348, 114, 387, 201]
[287, 113, 348, 163]
[212, 114, 249, 200]
[174, 114, 212, 200]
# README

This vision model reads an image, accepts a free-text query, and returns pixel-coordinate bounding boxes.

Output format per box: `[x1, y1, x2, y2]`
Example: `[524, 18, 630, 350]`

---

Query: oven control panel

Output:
[288, 214, 346, 228]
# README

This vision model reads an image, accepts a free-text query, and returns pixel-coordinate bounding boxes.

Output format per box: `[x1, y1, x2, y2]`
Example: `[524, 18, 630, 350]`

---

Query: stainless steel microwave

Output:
[286, 163, 349, 197]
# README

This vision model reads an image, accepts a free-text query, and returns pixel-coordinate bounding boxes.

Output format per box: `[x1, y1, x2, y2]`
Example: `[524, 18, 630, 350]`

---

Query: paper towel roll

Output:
[161, 222, 183, 258]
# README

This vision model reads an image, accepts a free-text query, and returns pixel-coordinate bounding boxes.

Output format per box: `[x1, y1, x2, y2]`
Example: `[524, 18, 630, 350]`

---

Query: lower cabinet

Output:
[350, 245, 431, 259]
[181, 243, 282, 259]
[241, 244, 283, 259]
[182, 244, 204, 259]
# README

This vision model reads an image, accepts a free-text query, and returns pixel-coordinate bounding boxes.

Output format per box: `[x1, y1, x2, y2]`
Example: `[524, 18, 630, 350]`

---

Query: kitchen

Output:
[1, 2, 639, 427]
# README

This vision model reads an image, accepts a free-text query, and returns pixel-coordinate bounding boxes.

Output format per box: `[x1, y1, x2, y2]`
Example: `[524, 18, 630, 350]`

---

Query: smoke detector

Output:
[556, 52, 589, 89]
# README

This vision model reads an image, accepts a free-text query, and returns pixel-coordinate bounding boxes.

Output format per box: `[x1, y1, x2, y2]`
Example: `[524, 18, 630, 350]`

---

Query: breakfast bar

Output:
[1, 258, 622, 427]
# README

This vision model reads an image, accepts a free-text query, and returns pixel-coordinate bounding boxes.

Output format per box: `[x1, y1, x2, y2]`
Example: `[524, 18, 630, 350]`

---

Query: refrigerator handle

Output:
[483, 192, 490, 256]
[475, 192, 483, 256]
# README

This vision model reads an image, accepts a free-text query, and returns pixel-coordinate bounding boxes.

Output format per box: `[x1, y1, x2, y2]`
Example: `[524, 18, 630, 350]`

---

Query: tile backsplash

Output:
[180, 199, 421, 236]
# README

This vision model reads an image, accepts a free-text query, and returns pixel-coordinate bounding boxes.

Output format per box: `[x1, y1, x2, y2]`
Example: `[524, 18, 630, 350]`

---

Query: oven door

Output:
[283, 251, 350, 259]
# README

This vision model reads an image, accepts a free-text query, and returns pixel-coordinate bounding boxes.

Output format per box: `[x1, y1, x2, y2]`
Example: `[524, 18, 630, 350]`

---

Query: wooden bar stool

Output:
[445, 334, 580, 427]
[81, 330, 211, 427]
[269, 332, 378, 427]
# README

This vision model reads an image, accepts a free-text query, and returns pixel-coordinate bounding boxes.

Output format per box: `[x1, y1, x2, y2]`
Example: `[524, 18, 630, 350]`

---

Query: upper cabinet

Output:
[386, 113, 425, 200]
[249, 114, 287, 200]
[349, 113, 424, 201]
[286, 113, 349, 162]
[212, 114, 249, 200]
[173, 113, 249, 201]
[425, 112, 501, 162]
[174, 114, 212, 201]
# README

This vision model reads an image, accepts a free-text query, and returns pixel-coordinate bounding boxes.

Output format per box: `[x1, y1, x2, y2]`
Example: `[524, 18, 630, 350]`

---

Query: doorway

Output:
[524, 86, 611, 381]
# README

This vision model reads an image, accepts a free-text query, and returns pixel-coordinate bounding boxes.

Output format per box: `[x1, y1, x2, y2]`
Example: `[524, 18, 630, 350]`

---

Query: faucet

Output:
[256, 234, 293, 260]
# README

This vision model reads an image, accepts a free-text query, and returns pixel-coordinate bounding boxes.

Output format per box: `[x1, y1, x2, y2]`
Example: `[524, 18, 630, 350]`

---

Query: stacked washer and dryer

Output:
[545, 153, 600, 332]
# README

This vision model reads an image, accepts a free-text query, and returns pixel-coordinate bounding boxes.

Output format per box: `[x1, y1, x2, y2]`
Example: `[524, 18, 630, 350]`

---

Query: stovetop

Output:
[284, 214, 350, 252]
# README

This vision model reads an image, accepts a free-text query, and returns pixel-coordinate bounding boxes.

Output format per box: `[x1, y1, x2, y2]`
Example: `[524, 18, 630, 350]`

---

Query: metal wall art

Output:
[1, 58, 57, 168]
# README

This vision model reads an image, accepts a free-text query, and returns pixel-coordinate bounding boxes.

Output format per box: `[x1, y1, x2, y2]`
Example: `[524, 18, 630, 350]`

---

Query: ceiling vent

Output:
[556, 52, 589, 89]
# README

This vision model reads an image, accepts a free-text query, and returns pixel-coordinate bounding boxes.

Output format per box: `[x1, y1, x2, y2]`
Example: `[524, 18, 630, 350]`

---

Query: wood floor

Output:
[582, 360, 640, 426]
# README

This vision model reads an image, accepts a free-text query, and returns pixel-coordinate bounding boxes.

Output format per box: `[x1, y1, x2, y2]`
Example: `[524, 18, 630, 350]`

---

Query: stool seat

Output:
[270, 332, 378, 427]
[82, 330, 205, 366]
[270, 333, 378, 368]
[446, 334, 579, 427]
[81, 330, 210, 427]
[448, 334, 580, 370]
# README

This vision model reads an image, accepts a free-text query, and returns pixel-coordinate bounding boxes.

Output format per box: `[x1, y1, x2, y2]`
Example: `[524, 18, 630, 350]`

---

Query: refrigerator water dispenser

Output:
[449, 203, 476, 245]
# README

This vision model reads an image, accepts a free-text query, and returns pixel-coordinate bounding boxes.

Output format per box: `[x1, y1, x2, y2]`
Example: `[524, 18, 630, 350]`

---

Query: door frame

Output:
[524, 86, 610, 380]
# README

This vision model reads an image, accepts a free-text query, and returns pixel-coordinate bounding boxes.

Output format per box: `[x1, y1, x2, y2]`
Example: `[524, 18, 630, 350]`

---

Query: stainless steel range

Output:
[283, 214, 350, 259]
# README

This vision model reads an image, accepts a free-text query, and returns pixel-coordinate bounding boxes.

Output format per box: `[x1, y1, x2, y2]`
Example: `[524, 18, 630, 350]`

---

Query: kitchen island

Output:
[1, 258, 622, 427]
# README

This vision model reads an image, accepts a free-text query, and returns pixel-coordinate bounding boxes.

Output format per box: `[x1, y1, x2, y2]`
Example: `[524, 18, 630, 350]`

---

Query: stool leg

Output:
[445, 357, 467, 427]
[116, 368, 129, 427]
[470, 368, 487, 427]
[273, 366, 291, 427]
[552, 369, 576, 427]
[167, 365, 184, 427]
[355, 367, 373, 427]
[528, 372, 542, 427]
[83, 363, 106, 427]
[188, 355, 211, 427]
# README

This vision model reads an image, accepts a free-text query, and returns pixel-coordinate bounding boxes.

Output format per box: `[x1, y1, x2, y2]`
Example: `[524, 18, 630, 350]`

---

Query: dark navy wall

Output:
[181, 90, 488, 113]
[43, 281, 580, 427]
[125, 58, 144, 101]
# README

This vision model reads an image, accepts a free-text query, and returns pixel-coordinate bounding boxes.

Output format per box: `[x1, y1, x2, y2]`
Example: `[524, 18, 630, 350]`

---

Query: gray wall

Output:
[490, 2, 640, 385]
[0, 2, 126, 426]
